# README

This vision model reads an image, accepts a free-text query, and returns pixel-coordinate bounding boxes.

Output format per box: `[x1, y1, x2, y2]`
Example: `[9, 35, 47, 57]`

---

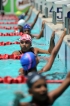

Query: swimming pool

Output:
[0, 15, 70, 106]
[0, 84, 70, 106]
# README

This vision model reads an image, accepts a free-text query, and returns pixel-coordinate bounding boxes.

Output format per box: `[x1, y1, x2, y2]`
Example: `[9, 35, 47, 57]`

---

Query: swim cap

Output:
[23, 24, 31, 31]
[19, 15, 25, 20]
[27, 72, 45, 88]
[18, 19, 25, 27]
[19, 34, 32, 43]
[67, 12, 70, 18]
[20, 52, 36, 71]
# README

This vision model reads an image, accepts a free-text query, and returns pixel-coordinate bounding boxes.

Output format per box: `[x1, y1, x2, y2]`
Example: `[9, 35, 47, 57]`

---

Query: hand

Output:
[19, 68, 24, 76]
[42, 20, 46, 29]
[66, 72, 70, 80]
[63, 28, 67, 37]
[14, 91, 25, 100]
[38, 11, 41, 14]
[38, 69, 43, 74]
[64, 28, 67, 32]
[54, 29, 59, 32]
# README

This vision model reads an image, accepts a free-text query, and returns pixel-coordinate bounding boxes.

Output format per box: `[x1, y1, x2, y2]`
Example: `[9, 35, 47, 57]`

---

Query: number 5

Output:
[57, 7, 63, 19]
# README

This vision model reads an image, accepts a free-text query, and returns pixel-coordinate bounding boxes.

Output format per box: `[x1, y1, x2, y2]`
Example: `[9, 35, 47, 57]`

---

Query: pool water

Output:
[27, 12, 36, 23]
[0, 29, 14, 33]
[0, 37, 48, 54]
[0, 14, 70, 106]
[0, 57, 66, 79]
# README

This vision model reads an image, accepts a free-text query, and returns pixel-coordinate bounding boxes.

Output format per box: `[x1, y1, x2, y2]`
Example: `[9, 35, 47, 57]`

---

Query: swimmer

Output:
[23, 20, 45, 39]
[17, 11, 40, 33]
[12, 29, 56, 55]
[17, 19, 25, 32]
[13, 72, 70, 106]
[24, 8, 40, 28]
[23, 6, 34, 22]
[18, 6, 32, 20]
[19, 6, 34, 20]
[18, 29, 66, 75]
[16, 6, 34, 32]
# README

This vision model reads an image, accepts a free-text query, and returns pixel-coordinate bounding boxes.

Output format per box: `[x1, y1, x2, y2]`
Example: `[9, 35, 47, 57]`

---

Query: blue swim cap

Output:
[19, 15, 25, 20]
[20, 52, 36, 71]
[27, 72, 45, 88]
[23, 24, 31, 31]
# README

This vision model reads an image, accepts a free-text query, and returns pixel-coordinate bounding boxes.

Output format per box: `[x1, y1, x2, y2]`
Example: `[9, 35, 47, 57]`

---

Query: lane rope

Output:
[0, 76, 63, 84]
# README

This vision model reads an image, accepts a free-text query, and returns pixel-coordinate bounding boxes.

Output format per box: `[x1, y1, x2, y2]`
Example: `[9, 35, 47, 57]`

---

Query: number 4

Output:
[50, 6, 53, 12]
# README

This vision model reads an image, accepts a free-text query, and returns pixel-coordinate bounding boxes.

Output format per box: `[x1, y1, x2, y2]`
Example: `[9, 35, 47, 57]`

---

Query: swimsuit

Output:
[29, 103, 51, 106]
[19, 47, 34, 55]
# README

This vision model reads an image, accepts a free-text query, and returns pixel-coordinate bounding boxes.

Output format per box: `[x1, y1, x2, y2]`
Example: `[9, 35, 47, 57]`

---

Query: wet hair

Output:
[20, 28, 23, 32]
[24, 67, 37, 76]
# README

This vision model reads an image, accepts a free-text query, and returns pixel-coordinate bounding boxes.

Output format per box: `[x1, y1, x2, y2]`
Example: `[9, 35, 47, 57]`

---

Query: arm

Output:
[34, 28, 44, 39]
[26, 6, 34, 16]
[25, 7, 33, 22]
[48, 72, 70, 103]
[25, 7, 30, 16]
[13, 91, 29, 106]
[30, 11, 40, 29]
[12, 51, 20, 55]
[48, 31, 55, 54]
[35, 48, 50, 54]
[19, 68, 24, 75]
[31, 20, 45, 39]
[38, 29, 66, 73]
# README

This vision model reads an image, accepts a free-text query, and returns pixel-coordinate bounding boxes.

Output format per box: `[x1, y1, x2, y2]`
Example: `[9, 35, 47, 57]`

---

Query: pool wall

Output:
[32, 9, 70, 73]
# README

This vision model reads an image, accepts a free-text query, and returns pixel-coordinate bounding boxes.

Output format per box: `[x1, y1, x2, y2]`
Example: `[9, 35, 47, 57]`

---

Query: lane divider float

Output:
[0, 15, 18, 20]
[0, 54, 21, 60]
[0, 22, 17, 24]
[0, 41, 46, 46]
[0, 26, 18, 30]
[0, 76, 63, 84]
[0, 32, 23, 36]
[0, 41, 20, 46]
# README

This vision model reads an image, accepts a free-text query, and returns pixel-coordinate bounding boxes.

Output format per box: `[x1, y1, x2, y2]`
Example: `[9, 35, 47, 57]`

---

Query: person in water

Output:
[13, 29, 66, 75]
[17, 10, 40, 33]
[12, 29, 55, 55]
[17, 19, 25, 32]
[23, 21, 45, 39]
[13, 71, 70, 106]
[18, 6, 33, 20]
[16, 6, 34, 32]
